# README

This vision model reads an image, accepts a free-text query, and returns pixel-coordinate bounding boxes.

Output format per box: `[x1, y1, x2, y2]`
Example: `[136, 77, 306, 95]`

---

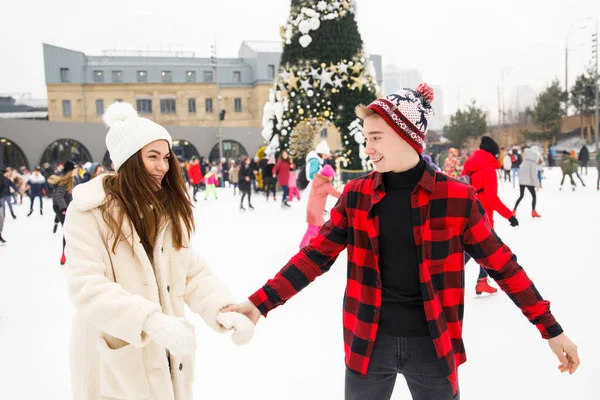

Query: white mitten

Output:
[217, 312, 255, 345]
[143, 312, 196, 356]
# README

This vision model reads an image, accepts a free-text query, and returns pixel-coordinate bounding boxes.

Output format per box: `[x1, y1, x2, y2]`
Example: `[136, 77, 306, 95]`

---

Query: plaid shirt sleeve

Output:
[463, 188, 563, 339]
[249, 185, 349, 316]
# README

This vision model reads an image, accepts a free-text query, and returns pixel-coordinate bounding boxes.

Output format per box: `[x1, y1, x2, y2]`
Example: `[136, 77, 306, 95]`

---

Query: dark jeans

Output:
[464, 254, 488, 279]
[514, 185, 536, 211]
[281, 185, 289, 202]
[30, 194, 43, 211]
[345, 333, 458, 400]
[0, 195, 15, 217]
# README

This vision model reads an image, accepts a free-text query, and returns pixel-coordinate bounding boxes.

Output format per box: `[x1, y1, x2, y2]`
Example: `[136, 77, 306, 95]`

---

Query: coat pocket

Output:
[97, 336, 152, 399]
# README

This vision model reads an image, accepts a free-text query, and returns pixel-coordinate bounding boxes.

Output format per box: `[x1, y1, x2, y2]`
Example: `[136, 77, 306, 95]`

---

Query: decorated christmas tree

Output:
[260, 0, 379, 171]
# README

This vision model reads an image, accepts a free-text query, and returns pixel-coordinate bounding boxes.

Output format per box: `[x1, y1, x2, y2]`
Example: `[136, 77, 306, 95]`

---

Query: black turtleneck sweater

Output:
[376, 159, 429, 337]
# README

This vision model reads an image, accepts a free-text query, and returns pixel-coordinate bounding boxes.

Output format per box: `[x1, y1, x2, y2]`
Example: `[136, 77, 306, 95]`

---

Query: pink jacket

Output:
[288, 171, 297, 188]
[306, 174, 341, 226]
[204, 171, 218, 185]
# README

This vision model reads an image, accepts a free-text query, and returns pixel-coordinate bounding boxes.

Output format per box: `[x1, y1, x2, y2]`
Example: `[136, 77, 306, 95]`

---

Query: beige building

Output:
[43, 42, 282, 128]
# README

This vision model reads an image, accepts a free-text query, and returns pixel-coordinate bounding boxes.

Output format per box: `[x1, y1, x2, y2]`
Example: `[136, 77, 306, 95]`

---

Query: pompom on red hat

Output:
[366, 83, 435, 154]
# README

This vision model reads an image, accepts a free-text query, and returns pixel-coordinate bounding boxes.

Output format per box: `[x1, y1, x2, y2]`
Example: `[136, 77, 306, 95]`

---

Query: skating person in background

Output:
[1, 169, 18, 219]
[82, 163, 106, 183]
[0, 171, 10, 243]
[299, 164, 340, 248]
[503, 150, 512, 182]
[229, 160, 240, 195]
[188, 157, 203, 202]
[226, 84, 579, 400]
[442, 147, 461, 178]
[273, 150, 292, 207]
[305, 140, 331, 182]
[287, 163, 301, 203]
[263, 155, 277, 201]
[203, 166, 219, 200]
[510, 146, 523, 188]
[578, 144, 589, 175]
[596, 151, 600, 191]
[178, 157, 190, 187]
[49, 160, 77, 265]
[63, 102, 254, 400]
[238, 157, 254, 211]
[26, 167, 46, 217]
[461, 136, 518, 296]
[250, 156, 260, 193]
[559, 151, 585, 190]
[513, 146, 542, 218]
[536, 150, 545, 189]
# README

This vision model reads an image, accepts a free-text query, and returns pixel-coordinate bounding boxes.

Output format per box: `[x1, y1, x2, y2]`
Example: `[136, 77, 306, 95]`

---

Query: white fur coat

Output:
[63, 175, 235, 400]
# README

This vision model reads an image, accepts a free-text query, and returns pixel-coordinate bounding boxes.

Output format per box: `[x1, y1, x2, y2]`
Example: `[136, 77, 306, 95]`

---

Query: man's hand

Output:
[222, 300, 261, 325]
[548, 333, 580, 374]
[509, 216, 519, 227]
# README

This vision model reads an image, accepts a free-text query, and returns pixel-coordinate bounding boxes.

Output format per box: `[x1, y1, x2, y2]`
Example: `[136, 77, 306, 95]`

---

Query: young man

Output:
[227, 84, 579, 400]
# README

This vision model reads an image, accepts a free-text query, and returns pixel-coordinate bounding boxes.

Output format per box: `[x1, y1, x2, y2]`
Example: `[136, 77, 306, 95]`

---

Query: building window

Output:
[268, 64, 275, 79]
[62, 100, 72, 117]
[95, 99, 104, 116]
[234, 98, 242, 112]
[203, 71, 213, 82]
[186, 71, 196, 83]
[161, 71, 173, 83]
[93, 70, 104, 83]
[320, 127, 328, 138]
[205, 98, 213, 113]
[137, 70, 147, 82]
[136, 99, 152, 114]
[233, 71, 241, 82]
[60, 68, 70, 83]
[188, 98, 197, 113]
[111, 70, 123, 83]
[160, 99, 176, 114]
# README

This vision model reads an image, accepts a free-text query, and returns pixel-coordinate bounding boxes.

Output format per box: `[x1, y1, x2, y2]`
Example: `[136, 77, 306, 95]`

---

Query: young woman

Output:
[238, 157, 254, 210]
[273, 150, 292, 207]
[513, 147, 542, 218]
[49, 160, 77, 265]
[63, 102, 254, 400]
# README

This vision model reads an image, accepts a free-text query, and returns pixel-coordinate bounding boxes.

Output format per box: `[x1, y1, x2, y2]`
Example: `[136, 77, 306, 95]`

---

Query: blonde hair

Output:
[355, 104, 380, 120]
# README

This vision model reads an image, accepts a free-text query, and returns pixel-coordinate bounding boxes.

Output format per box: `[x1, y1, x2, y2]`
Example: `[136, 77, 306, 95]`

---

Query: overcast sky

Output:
[1, 0, 599, 121]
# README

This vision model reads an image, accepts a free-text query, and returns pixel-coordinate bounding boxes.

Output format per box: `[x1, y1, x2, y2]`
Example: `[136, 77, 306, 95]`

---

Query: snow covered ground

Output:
[0, 167, 598, 399]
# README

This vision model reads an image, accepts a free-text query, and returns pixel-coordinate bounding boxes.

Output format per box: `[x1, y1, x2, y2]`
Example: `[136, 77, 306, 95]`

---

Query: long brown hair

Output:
[48, 170, 76, 193]
[100, 151, 194, 261]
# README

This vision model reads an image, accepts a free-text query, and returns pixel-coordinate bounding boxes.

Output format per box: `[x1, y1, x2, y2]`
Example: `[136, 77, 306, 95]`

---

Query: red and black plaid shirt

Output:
[249, 163, 562, 395]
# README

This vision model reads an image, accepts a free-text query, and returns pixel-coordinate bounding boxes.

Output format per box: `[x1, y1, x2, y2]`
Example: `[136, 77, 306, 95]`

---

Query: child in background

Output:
[204, 166, 219, 200]
[287, 163, 301, 203]
[299, 164, 340, 248]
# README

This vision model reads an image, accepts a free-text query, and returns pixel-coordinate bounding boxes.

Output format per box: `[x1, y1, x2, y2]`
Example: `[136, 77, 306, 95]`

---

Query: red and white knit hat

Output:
[366, 83, 435, 154]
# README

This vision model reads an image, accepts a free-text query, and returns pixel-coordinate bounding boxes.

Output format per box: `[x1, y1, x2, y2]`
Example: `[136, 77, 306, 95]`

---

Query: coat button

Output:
[373, 309, 377, 314]
[179, 363, 183, 371]
[375, 280, 379, 287]
[167, 286, 170, 292]
[374, 195, 379, 200]
[161, 247, 164, 253]
[368, 339, 373, 343]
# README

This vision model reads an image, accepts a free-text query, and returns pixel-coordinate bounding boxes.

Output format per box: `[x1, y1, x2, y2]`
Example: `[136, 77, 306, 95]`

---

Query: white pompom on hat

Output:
[103, 102, 173, 171]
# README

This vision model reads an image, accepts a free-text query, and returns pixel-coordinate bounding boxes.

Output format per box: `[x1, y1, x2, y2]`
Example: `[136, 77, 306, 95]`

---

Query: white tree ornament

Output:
[299, 35, 313, 48]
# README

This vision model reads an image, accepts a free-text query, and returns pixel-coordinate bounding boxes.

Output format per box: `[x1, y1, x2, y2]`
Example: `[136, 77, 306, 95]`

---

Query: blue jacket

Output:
[28, 174, 47, 196]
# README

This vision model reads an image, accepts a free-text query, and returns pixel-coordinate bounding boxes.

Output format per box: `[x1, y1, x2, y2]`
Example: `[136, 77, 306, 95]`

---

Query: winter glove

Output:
[509, 216, 519, 227]
[143, 312, 196, 357]
[217, 312, 255, 345]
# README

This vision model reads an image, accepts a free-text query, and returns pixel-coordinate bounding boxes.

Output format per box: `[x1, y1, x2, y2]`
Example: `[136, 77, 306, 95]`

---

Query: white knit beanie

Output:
[103, 102, 173, 171]
[315, 140, 330, 155]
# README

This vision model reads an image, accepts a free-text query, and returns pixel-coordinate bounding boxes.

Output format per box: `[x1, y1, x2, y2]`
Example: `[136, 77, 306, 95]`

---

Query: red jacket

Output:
[273, 159, 291, 187]
[188, 163, 203, 185]
[460, 149, 512, 227]
[249, 163, 561, 396]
